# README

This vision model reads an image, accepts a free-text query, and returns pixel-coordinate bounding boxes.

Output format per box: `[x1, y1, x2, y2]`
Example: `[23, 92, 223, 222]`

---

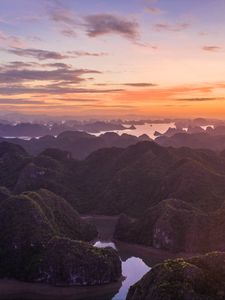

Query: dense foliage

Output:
[127, 252, 225, 300]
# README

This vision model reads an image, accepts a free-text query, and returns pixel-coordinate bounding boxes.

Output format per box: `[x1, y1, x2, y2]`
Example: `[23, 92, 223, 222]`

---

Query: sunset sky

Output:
[1, 0, 225, 118]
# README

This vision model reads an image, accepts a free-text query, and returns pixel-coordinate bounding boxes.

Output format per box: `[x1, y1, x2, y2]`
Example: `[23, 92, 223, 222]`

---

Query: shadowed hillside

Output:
[0, 131, 150, 159]
[126, 252, 225, 300]
[2, 141, 225, 254]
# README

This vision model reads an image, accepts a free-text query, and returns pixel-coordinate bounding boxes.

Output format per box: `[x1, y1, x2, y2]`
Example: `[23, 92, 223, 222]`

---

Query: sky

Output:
[0, 0, 225, 119]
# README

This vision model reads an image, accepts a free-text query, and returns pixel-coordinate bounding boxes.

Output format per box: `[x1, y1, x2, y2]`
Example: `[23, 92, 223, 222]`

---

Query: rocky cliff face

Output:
[115, 199, 225, 253]
[2, 140, 225, 217]
[3, 140, 225, 256]
[0, 186, 11, 204]
[39, 237, 122, 286]
[0, 189, 122, 285]
[126, 252, 225, 300]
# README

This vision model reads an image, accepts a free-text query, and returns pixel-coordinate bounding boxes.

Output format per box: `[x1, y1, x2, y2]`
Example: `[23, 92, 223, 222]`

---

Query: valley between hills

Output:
[0, 123, 225, 299]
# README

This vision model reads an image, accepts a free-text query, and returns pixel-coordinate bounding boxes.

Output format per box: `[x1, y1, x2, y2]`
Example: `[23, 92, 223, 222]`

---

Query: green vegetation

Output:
[127, 252, 225, 300]
[115, 198, 225, 253]
[40, 237, 122, 285]
[0, 189, 123, 285]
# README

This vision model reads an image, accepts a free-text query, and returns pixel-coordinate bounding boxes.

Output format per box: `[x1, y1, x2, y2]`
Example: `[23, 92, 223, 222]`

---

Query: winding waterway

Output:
[86, 216, 180, 300]
[0, 216, 181, 300]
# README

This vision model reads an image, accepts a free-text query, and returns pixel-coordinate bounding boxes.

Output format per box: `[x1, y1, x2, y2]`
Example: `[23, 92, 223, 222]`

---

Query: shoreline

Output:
[0, 240, 197, 300]
[0, 279, 122, 300]
[115, 240, 198, 266]
[83, 214, 198, 261]
[0, 215, 198, 299]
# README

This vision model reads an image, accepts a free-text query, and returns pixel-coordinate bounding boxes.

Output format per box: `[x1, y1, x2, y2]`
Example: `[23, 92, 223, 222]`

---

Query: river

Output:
[0, 215, 184, 300]
[85, 216, 184, 300]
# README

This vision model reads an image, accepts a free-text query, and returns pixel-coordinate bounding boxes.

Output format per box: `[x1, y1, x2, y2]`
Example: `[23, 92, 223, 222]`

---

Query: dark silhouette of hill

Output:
[2, 141, 225, 253]
[114, 199, 225, 253]
[74, 142, 225, 215]
[0, 188, 121, 285]
[156, 132, 225, 151]
[0, 121, 128, 137]
[0, 131, 151, 159]
[0, 142, 31, 188]
[0, 123, 49, 137]
[2, 140, 224, 216]
[126, 252, 225, 300]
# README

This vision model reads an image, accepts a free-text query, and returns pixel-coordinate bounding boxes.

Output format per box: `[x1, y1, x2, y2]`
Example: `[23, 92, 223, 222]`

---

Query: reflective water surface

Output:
[0, 216, 177, 300]
[93, 123, 176, 139]
[89, 216, 176, 300]
[94, 240, 150, 300]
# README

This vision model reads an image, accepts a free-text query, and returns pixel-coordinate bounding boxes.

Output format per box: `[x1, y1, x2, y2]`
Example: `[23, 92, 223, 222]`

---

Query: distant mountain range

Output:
[156, 131, 225, 151]
[0, 131, 150, 159]
[0, 121, 131, 137]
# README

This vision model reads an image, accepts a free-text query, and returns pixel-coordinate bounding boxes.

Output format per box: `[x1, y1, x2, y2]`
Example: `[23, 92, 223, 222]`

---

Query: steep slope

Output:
[41, 237, 121, 286]
[14, 148, 82, 208]
[74, 142, 225, 215]
[4, 140, 225, 216]
[0, 189, 122, 285]
[0, 142, 31, 188]
[126, 252, 225, 300]
[114, 199, 225, 253]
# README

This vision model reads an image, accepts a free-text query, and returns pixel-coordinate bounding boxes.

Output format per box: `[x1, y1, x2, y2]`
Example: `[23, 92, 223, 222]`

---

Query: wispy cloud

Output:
[0, 58, 125, 96]
[176, 97, 225, 102]
[47, 2, 76, 26]
[145, 7, 164, 14]
[47, 2, 140, 42]
[56, 98, 100, 102]
[2, 61, 36, 69]
[67, 50, 107, 57]
[60, 28, 77, 38]
[94, 82, 158, 87]
[0, 60, 112, 96]
[154, 23, 190, 32]
[47, 0, 78, 37]
[84, 14, 139, 40]
[0, 98, 46, 104]
[4, 47, 107, 61]
[6, 48, 68, 60]
[0, 66, 100, 84]
[202, 46, 222, 52]
[0, 86, 124, 96]
[0, 31, 24, 48]
[123, 83, 158, 87]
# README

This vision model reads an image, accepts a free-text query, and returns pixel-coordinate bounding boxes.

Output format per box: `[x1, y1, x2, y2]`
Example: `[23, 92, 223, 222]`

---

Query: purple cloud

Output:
[202, 46, 222, 52]
[123, 82, 158, 87]
[5, 47, 107, 61]
[84, 14, 139, 40]
[154, 23, 190, 32]
[67, 50, 107, 57]
[0, 67, 100, 83]
[7, 48, 68, 60]
[145, 7, 163, 14]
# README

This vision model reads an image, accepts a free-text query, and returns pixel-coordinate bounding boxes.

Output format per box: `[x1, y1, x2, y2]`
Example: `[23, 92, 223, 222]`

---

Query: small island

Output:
[0, 189, 122, 287]
[127, 252, 225, 300]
